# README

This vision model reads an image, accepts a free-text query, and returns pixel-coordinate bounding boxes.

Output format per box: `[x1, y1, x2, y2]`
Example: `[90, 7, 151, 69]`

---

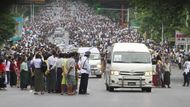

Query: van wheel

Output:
[145, 88, 152, 92]
[141, 88, 146, 92]
[96, 75, 102, 78]
[109, 87, 114, 92]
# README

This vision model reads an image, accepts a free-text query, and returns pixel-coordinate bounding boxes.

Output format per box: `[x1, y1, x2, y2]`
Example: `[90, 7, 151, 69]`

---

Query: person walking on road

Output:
[156, 55, 165, 88]
[178, 55, 182, 70]
[79, 51, 91, 95]
[183, 56, 190, 87]
[163, 58, 171, 88]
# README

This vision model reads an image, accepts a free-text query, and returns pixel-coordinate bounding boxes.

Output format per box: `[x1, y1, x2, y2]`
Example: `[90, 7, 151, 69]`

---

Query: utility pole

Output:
[186, 8, 189, 27]
[30, 4, 32, 22]
[161, 23, 164, 45]
[33, 3, 35, 20]
[15, 4, 18, 14]
[150, 29, 153, 40]
[127, 8, 130, 23]
[121, 4, 124, 27]
[30, 3, 35, 22]
[98, 7, 128, 27]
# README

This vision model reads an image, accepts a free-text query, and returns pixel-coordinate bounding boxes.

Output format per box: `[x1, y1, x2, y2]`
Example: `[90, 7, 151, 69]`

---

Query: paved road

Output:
[0, 65, 189, 107]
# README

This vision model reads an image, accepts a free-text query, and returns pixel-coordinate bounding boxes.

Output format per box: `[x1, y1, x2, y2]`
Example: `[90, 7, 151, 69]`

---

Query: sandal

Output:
[67, 92, 76, 96]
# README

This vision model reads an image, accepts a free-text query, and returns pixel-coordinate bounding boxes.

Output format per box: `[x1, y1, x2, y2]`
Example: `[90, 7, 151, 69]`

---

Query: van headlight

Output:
[111, 71, 120, 75]
[97, 64, 101, 69]
[145, 71, 153, 76]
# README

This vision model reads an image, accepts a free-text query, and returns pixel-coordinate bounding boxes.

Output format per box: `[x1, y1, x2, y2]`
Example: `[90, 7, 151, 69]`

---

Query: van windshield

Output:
[113, 52, 151, 63]
[90, 53, 100, 60]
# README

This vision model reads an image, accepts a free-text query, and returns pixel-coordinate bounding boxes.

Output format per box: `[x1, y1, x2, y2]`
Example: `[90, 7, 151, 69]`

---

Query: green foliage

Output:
[0, 13, 16, 46]
[84, 0, 190, 42]
[0, 1, 16, 46]
[132, 0, 190, 41]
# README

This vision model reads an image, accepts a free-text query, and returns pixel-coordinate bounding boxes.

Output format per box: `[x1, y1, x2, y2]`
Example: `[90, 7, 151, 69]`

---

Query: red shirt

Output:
[0, 63, 5, 73]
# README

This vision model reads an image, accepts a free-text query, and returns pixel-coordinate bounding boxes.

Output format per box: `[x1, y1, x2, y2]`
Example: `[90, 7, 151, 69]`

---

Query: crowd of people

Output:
[0, 0, 190, 94]
[149, 41, 190, 88]
[0, 18, 92, 95]
[0, 23, 93, 95]
[0, 49, 92, 95]
[29, 0, 141, 52]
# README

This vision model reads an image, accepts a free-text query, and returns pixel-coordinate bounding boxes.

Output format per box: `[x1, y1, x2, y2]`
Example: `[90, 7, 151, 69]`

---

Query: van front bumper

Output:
[109, 75, 152, 88]
[90, 69, 102, 75]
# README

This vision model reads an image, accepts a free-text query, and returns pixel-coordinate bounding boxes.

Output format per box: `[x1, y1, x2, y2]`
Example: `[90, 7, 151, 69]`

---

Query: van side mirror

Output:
[107, 59, 111, 64]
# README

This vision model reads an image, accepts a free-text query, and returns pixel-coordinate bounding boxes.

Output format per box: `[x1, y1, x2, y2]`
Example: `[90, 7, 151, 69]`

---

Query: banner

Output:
[14, 17, 23, 37]
[10, 17, 23, 43]
[175, 31, 190, 45]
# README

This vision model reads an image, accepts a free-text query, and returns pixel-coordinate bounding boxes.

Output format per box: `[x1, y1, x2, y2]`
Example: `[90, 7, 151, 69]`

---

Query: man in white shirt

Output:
[79, 51, 91, 95]
[47, 51, 57, 93]
[183, 56, 190, 87]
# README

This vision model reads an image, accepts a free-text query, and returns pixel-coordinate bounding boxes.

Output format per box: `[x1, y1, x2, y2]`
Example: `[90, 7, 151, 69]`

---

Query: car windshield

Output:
[79, 53, 100, 60]
[113, 52, 151, 63]
[89, 53, 100, 60]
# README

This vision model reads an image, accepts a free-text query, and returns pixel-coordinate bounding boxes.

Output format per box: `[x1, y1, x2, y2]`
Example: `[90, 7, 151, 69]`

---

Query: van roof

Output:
[113, 43, 149, 53]
[78, 47, 100, 54]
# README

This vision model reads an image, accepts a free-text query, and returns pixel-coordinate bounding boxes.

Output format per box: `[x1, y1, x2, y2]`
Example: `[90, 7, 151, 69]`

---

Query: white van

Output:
[105, 43, 152, 92]
[78, 47, 102, 78]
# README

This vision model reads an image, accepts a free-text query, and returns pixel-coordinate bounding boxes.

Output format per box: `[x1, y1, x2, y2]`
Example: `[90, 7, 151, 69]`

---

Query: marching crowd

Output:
[149, 42, 190, 88]
[0, 0, 190, 95]
[0, 49, 92, 95]
[0, 18, 92, 95]
[0, 32, 93, 95]
[30, 0, 141, 52]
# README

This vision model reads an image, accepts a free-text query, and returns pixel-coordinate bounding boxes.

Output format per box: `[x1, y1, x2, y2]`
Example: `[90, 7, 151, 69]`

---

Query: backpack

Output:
[41, 60, 47, 73]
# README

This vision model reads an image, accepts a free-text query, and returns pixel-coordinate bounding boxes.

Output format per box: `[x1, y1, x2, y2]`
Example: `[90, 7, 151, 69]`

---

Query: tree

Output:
[132, 0, 190, 42]
[0, 0, 16, 46]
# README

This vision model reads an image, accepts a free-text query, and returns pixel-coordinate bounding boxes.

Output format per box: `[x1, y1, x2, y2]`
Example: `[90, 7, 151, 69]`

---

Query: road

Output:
[0, 65, 189, 107]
